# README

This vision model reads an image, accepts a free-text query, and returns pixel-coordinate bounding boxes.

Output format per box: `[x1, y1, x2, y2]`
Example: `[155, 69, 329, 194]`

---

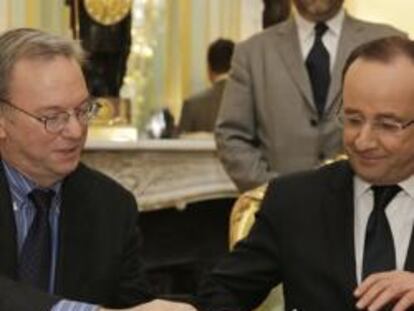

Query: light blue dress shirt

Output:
[2, 160, 98, 311]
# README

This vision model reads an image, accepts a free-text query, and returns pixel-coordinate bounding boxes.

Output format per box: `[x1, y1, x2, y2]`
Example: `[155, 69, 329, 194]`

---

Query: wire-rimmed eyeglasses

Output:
[337, 112, 414, 136]
[0, 97, 101, 134]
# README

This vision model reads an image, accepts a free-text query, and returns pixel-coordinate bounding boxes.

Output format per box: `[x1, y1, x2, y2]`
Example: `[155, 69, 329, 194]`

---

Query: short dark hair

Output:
[207, 38, 235, 74]
[343, 36, 414, 79]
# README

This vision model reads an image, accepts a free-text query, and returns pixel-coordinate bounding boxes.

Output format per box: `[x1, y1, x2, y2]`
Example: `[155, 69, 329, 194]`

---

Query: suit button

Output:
[310, 119, 318, 127]
[318, 152, 325, 161]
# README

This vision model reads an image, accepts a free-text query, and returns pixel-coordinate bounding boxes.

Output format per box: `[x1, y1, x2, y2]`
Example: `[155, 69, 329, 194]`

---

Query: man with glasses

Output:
[0, 97, 102, 134]
[196, 36, 414, 311]
[0, 28, 196, 311]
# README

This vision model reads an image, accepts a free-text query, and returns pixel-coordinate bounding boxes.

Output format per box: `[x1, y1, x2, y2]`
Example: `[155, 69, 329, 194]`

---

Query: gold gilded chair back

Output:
[229, 184, 284, 311]
[229, 185, 266, 249]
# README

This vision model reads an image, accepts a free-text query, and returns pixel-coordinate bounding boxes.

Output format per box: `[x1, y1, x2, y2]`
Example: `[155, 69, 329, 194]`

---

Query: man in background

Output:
[198, 36, 414, 311]
[179, 38, 234, 134]
[215, 0, 405, 192]
[0, 28, 195, 311]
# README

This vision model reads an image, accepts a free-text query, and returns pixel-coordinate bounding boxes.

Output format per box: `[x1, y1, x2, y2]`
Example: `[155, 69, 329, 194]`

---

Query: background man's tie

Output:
[362, 185, 401, 280]
[306, 22, 330, 118]
[18, 189, 55, 291]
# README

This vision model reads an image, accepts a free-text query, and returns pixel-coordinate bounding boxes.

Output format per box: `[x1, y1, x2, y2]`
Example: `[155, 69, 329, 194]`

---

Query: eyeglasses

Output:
[0, 97, 101, 134]
[337, 113, 414, 136]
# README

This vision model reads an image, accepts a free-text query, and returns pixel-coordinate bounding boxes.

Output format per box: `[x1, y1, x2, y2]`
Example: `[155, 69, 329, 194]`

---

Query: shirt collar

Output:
[354, 175, 372, 199]
[354, 174, 414, 199]
[399, 175, 414, 199]
[2, 160, 62, 207]
[295, 8, 345, 41]
[213, 73, 229, 83]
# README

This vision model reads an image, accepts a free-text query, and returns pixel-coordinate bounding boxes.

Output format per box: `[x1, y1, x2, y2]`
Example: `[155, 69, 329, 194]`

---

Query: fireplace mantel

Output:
[81, 138, 238, 211]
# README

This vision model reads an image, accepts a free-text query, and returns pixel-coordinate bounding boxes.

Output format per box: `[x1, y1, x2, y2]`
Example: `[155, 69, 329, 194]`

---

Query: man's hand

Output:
[354, 271, 414, 311]
[100, 299, 198, 311]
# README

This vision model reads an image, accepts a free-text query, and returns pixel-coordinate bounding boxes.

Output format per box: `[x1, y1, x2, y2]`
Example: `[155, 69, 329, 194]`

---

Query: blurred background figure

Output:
[179, 38, 235, 134]
[262, 0, 291, 29]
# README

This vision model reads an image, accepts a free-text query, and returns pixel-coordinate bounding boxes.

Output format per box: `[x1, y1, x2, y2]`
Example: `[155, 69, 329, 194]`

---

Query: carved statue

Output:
[66, 0, 132, 97]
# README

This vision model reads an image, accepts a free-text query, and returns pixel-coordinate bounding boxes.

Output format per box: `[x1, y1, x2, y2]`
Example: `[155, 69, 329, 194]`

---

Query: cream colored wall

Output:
[345, 0, 413, 37]
[2, 0, 412, 126]
[0, 0, 69, 35]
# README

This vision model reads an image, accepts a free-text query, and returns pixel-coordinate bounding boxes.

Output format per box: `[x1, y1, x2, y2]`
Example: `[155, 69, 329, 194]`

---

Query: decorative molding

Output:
[82, 139, 239, 211]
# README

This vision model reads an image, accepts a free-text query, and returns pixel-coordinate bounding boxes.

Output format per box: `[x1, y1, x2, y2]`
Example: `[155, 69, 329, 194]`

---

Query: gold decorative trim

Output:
[84, 0, 132, 25]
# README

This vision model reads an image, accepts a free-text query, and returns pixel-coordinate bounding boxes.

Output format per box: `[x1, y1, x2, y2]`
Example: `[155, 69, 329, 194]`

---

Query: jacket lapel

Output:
[278, 15, 374, 114]
[54, 165, 93, 296]
[404, 223, 414, 271]
[326, 15, 363, 112]
[276, 18, 315, 111]
[0, 163, 18, 279]
[322, 161, 357, 308]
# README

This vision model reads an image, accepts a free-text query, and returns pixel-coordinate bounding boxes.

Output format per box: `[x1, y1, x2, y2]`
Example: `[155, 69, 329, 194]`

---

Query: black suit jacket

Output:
[198, 161, 414, 311]
[0, 163, 153, 311]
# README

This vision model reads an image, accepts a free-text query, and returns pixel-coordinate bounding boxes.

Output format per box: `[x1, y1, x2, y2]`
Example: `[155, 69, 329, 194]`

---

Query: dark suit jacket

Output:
[197, 161, 414, 311]
[0, 163, 153, 311]
[179, 79, 227, 133]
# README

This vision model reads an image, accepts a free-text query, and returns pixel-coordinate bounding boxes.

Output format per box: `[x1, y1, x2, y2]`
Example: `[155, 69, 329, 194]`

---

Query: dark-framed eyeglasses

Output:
[0, 97, 101, 134]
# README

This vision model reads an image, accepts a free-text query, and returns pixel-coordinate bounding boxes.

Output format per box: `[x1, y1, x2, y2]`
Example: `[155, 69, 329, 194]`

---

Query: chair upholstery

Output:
[229, 184, 284, 311]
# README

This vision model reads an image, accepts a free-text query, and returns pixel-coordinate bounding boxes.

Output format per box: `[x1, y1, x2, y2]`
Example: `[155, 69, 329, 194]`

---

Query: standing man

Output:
[179, 38, 235, 134]
[216, 0, 405, 191]
[197, 36, 414, 311]
[0, 28, 195, 311]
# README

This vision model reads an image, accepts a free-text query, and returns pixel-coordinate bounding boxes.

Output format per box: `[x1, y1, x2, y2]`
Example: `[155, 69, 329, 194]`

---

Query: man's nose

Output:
[353, 123, 378, 151]
[61, 113, 85, 138]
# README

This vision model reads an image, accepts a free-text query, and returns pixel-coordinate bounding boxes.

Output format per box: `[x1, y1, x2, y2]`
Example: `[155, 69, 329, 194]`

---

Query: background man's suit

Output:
[216, 15, 404, 191]
[0, 163, 152, 311]
[179, 79, 227, 133]
[197, 160, 414, 311]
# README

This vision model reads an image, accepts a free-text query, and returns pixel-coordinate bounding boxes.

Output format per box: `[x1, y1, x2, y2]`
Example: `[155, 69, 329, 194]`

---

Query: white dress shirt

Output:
[295, 9, 345, 71]
[354, 175, 414, 284]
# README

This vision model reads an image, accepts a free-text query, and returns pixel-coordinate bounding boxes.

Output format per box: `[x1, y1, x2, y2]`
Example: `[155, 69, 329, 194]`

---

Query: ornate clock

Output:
[84, 0, 132, 26]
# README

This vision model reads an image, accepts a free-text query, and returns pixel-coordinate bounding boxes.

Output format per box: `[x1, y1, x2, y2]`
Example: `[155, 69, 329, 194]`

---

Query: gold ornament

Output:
[84, 0, 132, 26]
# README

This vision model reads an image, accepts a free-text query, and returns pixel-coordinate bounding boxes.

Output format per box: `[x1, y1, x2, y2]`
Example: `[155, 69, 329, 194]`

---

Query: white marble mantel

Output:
[81, 138, 239, 212]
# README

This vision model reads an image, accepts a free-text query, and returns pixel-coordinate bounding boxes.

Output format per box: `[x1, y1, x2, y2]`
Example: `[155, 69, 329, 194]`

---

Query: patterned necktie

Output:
[18, 189, 55, 291]
[362, 185, 401, 280]
[306, 22, 330, 118]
